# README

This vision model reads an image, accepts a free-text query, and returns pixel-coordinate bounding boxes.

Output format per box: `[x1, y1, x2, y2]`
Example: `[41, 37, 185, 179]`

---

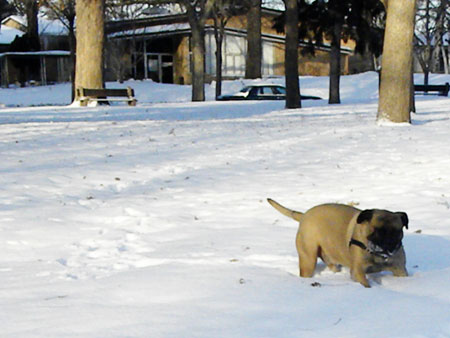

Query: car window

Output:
[273, 87, 286, 95]
[261, 87, 273, 95]
[240, 87, 250, 93]
[249, 87, 259, 96]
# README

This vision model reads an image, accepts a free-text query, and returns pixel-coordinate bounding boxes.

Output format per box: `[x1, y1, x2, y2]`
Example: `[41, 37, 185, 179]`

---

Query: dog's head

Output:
[357, 209, 408, 257]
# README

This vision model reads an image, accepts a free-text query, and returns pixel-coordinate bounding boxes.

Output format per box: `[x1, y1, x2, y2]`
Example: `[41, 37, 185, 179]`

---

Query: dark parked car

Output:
[217, 84, 321, 101]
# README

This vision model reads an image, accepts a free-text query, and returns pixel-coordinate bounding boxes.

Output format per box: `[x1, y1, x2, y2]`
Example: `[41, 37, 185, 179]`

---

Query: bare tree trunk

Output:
[431, 0, 446, 73]
[25, 0, 40, 50]
[190, 24, 206, 101]
[215, 38, 223, 99]
[183, 0, 210, 102]
[410, 59, 415, 113]
[329, 19, 342, 104]
[68, 20, 76, 101]
[414, 48, 430, 85]
[74, 0, 105, 100]
[448, 44, 450, 74]
[424, 68, 429, 85]
[245, 0, 262, 79]
[442, 46, 449, 74]
[214, 17, 225, 100]
[377, 0, 416, 123]
[424, 0, 432, 85]
[284, 0, 301, 109]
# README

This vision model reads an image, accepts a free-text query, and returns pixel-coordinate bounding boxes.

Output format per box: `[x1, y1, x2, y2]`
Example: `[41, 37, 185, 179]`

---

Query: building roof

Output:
[0, 50, 70, 57]
[2, 15, 68, 36]
[106, 7, 283, 34]
[109, 22, 190, 38]
[0, 25, 24, 45]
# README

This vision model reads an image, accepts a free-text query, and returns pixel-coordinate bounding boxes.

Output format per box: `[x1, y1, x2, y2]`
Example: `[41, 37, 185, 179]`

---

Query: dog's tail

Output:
[267, 198, 304, 222]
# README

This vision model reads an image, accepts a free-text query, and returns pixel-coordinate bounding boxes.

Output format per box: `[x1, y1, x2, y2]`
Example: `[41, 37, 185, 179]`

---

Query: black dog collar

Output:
[349, 238, 367, 251]
[349, 238, 401, 261]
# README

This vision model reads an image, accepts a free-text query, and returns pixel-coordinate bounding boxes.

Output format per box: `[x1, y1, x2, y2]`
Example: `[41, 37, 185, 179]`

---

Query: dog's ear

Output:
[357, 209, 374, 224]
[396, 212, 409, 229]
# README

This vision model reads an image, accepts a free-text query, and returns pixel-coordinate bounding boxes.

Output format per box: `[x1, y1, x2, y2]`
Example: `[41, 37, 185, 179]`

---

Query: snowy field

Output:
[1, 72, 450, 337]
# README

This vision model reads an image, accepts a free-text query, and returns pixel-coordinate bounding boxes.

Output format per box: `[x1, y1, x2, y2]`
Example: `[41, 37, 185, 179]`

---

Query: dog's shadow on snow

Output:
[403, 233, 450, 273]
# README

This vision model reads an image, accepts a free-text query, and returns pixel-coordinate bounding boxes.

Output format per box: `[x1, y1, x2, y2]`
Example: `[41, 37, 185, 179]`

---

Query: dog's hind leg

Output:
[298, 243, 319, 277]
[319, 249, 341, 273]
[296, 228, 319, 277]
[299, 254, 317, 277]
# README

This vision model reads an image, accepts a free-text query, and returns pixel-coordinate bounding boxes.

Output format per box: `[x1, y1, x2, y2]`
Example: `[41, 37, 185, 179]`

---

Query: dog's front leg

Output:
[389, 265, 408, 277]
[351, 267, 370, 287]
[389, 247, 408, 277]
[349, 247, 371, 287]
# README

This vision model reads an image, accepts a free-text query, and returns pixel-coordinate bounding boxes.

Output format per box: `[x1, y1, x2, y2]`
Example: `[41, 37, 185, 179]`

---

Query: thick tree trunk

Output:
[190, 25, 206, 101]
[377, 0, 416, 123]
[183, 0, 210, 102]
[329, 19, 342, 104]
[74, 0, 105, 101]
[284, 0, 301, 109]
[245, 0, 262, 79]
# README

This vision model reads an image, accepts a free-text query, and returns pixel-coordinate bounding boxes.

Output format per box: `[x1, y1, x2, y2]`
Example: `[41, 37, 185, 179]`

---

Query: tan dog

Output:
[267, 199, 409, 287]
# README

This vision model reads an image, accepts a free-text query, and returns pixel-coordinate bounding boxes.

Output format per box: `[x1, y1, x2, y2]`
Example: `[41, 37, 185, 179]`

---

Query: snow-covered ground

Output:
[0, 72, 449, 337]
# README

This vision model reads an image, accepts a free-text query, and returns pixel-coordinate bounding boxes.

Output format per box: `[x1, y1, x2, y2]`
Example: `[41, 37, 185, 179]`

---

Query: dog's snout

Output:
[368, 227, 403, 253]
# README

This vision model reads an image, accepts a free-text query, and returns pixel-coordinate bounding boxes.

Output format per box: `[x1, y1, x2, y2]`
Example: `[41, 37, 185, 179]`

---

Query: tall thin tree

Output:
[178, 0, 214, 101]
[284, 0, 301, 109]
[328, 1, 343, 104]
[245, 0, 262, 79]
[211, 0, 245, 99]
[212, 0, 229, 100]
[25, 0, 39, 49]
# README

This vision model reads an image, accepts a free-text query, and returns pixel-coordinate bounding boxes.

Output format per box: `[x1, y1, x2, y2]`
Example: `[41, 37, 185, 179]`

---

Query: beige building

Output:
[106, 8, 355, 84]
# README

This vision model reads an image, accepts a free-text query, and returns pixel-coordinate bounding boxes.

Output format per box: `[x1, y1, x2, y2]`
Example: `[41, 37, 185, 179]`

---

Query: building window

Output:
[223, 34, 246, 76]
[205, 32, 275, 78]
[262, 41, 274, 76]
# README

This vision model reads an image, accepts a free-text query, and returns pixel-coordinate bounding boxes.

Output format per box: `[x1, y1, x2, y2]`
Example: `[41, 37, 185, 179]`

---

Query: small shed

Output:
[0, 50, 71, 87]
